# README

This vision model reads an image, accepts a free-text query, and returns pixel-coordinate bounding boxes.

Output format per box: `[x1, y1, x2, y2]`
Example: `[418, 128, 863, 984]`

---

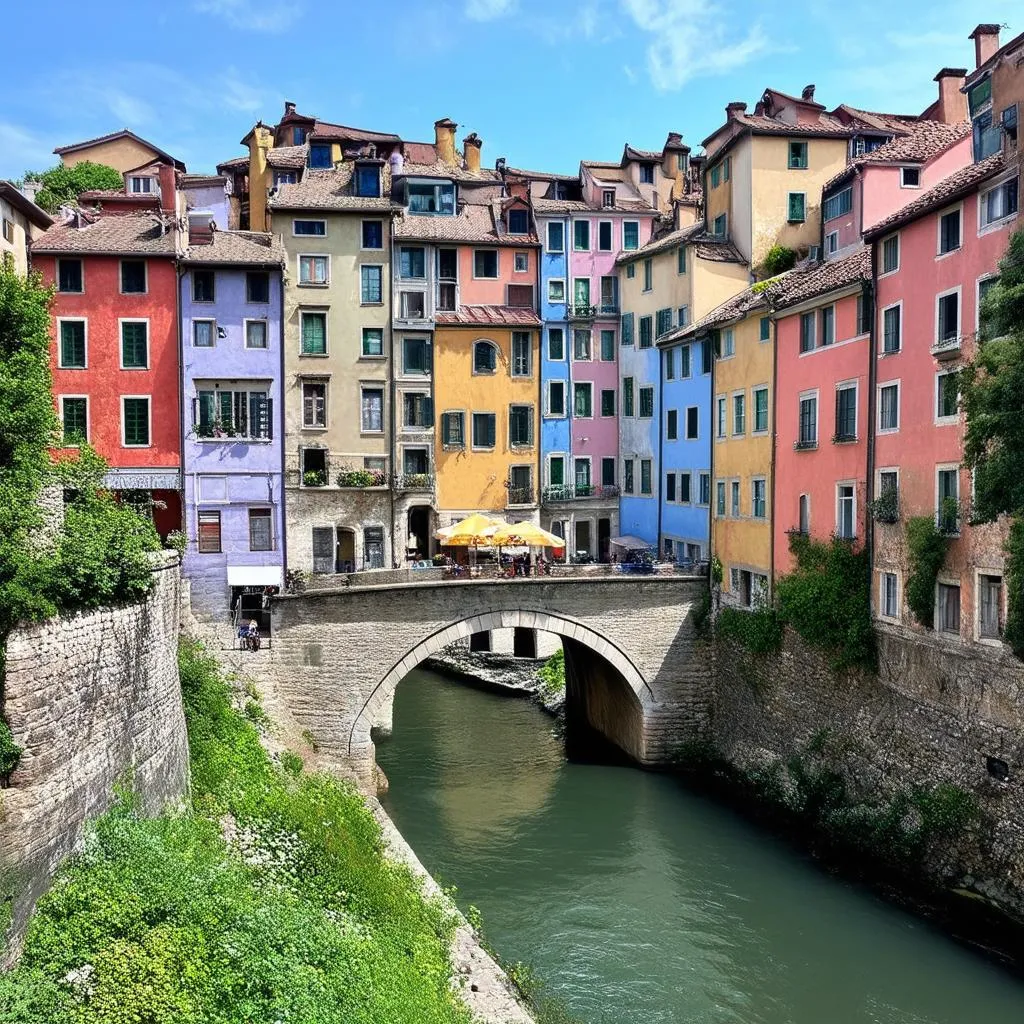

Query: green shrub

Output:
[1005, 518, 1024, 657]
[905, 515, 948, 627]
[761, 245, 797, 277]
[716, 605, 783, 654]
[22, 162, 122, 213]
[536, 649, 565, 699]
[280, 750, 304, 777]
[0, 720, 22, 782]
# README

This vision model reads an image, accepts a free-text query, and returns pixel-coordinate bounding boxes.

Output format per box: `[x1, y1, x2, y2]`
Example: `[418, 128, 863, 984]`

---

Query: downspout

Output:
[656, 345, 663, 554]
[176, 260, 186, 546]
[768, 301, 778, 599]
[278, 264, 288, 582]
[388, 214, 397, 566]
[865, 244, 879, 606]
[707, 328, 716, 582]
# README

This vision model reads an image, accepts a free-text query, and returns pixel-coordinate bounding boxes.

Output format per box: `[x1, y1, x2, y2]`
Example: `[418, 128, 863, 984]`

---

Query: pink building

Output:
[772, 248, 873, 576]
[865, 150, 1018, 643]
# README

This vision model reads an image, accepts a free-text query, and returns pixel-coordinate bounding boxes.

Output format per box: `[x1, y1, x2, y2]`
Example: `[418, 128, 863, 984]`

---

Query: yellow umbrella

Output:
[435, 513, 500, 545]
[490, 521, 564, 547]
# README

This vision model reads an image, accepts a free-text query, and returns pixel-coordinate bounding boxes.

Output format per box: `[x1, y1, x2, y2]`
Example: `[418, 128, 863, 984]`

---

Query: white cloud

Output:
[218, 69, 265, 113]
[621, 0, 769, 91]
[194, 0, 303, 32]
[465, 0, 517, 21]
[623, 64, 637, 83]
[0, 122, 55, 177]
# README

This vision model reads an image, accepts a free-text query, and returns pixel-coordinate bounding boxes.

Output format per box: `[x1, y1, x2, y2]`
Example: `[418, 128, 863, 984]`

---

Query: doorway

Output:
[574, 519, 592, 561]
[336, 528, 356, 574]
[598, 517, 611, 562]
[407, 506, 431, 560]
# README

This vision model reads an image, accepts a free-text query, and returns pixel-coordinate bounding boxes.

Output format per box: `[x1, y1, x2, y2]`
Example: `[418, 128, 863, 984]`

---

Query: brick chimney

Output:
[969, 24, 1001, 69]
[284, 100, 297, 116]
[463, 132, 482, 173]
[434, 118, 458, 167]
[801, 84, 816, 102]
[933, 68, 968, 124]
[726, 102, 748, 120]
[158, 162, 177, 216]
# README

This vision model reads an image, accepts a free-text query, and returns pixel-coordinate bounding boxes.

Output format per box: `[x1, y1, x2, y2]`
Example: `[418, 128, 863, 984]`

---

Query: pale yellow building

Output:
[0, 181, 52, 275]
[53, 129, 185, 175]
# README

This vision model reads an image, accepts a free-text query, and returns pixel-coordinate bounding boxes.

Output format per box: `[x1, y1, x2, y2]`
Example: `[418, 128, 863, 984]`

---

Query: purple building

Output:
[180, 218, 286, 624]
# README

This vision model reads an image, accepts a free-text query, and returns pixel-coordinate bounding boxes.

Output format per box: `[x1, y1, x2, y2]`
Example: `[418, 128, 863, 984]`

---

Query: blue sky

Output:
[2, 0, 1017, 181]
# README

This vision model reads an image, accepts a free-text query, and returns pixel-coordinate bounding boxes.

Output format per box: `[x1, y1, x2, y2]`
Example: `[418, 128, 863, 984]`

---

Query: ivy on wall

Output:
[904, 516, 948, 629]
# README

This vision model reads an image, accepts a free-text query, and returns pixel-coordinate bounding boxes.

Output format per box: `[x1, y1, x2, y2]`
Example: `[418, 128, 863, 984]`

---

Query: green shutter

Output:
[677, 246, 686, 273]
[121, 322, 148, 367]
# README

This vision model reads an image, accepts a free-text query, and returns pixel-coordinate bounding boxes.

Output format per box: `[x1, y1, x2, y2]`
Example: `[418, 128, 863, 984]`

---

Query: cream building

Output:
[0, 181, 52, 275]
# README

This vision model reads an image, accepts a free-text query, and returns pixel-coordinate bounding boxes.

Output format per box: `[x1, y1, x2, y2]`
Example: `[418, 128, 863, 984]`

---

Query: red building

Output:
[771, 248, 873, 576]
[32, 172, 183, 535]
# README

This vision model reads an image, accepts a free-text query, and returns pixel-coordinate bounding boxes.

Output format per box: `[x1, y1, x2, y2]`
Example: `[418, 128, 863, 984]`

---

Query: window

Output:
[640, 459, 652, 494]
[403, 337, 430, 374]
[600, 389, 616, 417]
[356, 221, 382, 252]
[937, 582, 961, 634]
[473, 340, 497, 374]
[639, 316, 653, 349]
[548, 327, 565, 361]
[643, 259, 653, 292]
[361, 327, 383, 357]
[716, 481, 726, 516]
[573, 329, 591, 361]
[837, 483, 855, 539]
[600, 276, 617, 312]
[759, 316, 770, 342]
[979, 575, 1003, 639]
[666, 473, 676, 502]
[732, 392, 745, 435]
[61, 397, 87, 445]
[121, 321, 148, 368]
[882, 304, 901, 353]
[938, 208, 961, 254]
[937, 291, 959, 344]
[548, 279, 565, 304]
[788, 141, 808, 169]
[361, 388, 383, 433]
[686, 406, 699, 440]
[302, 381, 326, 427]
[240, 273, 269, 307]
[621, 313, 634, 346]
[799, 393, 817, 446]
[835, 383, 857, 440]
[723, 157, 731, 182]
[823, 187, 852, 221]
[598, 221, 613, 251]
[788, 192, 806, 223]
[881, 235, 899, 274]
[360, 265, 382, 303]
[656, 308, 673, 338]
[601, 189, 615, 209]
[623, 377, 634, 417]
[59, 320, 86, 368]
[857, 292, 873, 335]
[820, 305, 834, 346]
[508, 465, 533, 503]
[401, 292, 426, 321]
[712, 213, 727, 237]
[601, 458, 615, 487]
[878, 470, 899, 512]
[753, 387, 768, 433]
[678, 306, 690, 329]
[129, 175, 154, 194]
[548, 455, 566, 490]
[547, 222, 564, 252]
[677, 246, 687, 274]
[881, 572, 899, 619]
[573, 278, 591, 308]
[716, 396, 726, 438]
[623, 222, 639, 250]
[730, 480, 740, 517]
[711, 165, 720, 188]
[978, 276, 999, 342]
[472, 412, 496, 448]
[514, 251, 529, 273]
[699, 473, 710, 506]
[311, 525, 333, 573]
[441, 411, 465, 448]
[0, 218, 11, 244]
[512, 332, 532, 376]
[936, 371, 958, 420]
[273, 171, 296, 187]
[752, 479, 766, 519]
[574, 221, 590, 251]
[937, 467, 959, 531]
[249, 509, 273, 551]
[197, 511, 222, 554]
[510, 286, 535, 310]
[355, 164, 381, 198]
[403, 393, 432, 429]
[509, 405, 533, 446]
[293, 219, 326, 236]
[300, 255, 329, 285]
[624, 460, 635, 494]
[980, 177, 1018, 228]
[722, 328, 735, 357]
[406, 179, 453, 212]
[639, 386, 654, 418]
[300, 311, 327, 354]
[473, 250, 498, 278]
[122, 397, 150, 446]
[901, 167, 920, 188]
[508, 208, 529, 234]
[800, 311, 816, 353]
[639, 164, 655, 184]
[600, 329, 615, 361]
[626, 264, 636, 279]
[666, 409, 678, 440]
[665, 348, 675, 380]
[574, 382, 593, 418]
[878, 382, 899, 431]
[58, 259, 83, 293]
[121, 260, 146, 294]
[826, 231, 839, 255]
[701, 340, 713, 374]
[399, 246, 426, 278]
[799, 493, 810, 535]
[193, 319, 216, 348]
[188, 270, 215, 303]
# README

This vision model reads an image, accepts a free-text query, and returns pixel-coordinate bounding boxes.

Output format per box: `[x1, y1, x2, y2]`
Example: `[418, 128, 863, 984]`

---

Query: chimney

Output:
[463, 132, 482, 173]
[933, 68, 968, 125]
[20, 179, 42, 204]
[284, 100, 296, 116]
[969, 24, 1001, 69]
[801, 84, 816, 102]
[726, 101, 748, 120]
[158, 162, 177, 215]
[434, 118, 458, 167]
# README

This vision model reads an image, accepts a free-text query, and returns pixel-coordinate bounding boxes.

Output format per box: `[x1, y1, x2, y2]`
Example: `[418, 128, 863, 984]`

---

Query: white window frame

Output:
[546, 221, 564, 253]
[731, 389, 746, 436]
[547, 452, 568, 488]
[299, 308, 329, 356]
[120, 394, 152, 448]
[835, 379, 858, 440]
[119, 258, 148, 295]
[879, 233, 900, 277]
[879, 300, 903, 355]
[300, 379, 328, 430]
[573, 380, 594, 419]
[298, 252, 331, 286]
[751, 476, 767, 519]
[514, 251, 529, 273]
[547, 380, 566, 418]
[59, 394, 89, 446]
[798, 387, 819, 446]
[597, 219, 613, 252]
[935, 369, 959, 425]
[935, 464, 961, 535]
[192, 317, 217, 349]
[934, 285, 962, 347]
[547, 327, 565, 362]
[360, 263, 384, 304]
[978, 172, 1020, 233]
[900, 167, 921, 189]
[572, 220, 590, 252]
[118, 317, 150, 370]
[715, 394, 727, 439]
[56, 316, 88, 369]
[547, 278, 566, 304]
[129, 175, 155, 195]
[56, 257, 85, 294]
[976, 273, 1000, 337]
[935, 203, 963, 258]
[752, 384, 769, 436]
[825, 230, 838, 255]
[877, 379, 900, 434]
[360, 384, 385, 435]
[721, 327, 735, 358]
[835, 481, 857, 539]
[798, 493, 811, 535]
[879, 570, 901, 622]
[292, 218, 327, 237]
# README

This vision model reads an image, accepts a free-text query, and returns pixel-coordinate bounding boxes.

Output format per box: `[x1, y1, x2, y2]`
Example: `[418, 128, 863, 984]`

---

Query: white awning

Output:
[227, 565, 283, 588]
[610, 535, 652, 549]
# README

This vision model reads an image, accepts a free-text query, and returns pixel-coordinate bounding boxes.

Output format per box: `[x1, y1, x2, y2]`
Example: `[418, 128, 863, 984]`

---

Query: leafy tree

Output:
[761, 245, 797, 277]
[23, 161, 122, 213]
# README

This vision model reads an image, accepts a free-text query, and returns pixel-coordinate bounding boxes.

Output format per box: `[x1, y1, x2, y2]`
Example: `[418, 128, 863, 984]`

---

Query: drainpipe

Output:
[768, 304, 778, 599]
[278, 266, 288, 583]
[656, 346, 663, 555]
[176, 262, 186, 545]
[707, 328, 716, 584]
[388, 215, 397, 567]
[865, 245, 879, 606]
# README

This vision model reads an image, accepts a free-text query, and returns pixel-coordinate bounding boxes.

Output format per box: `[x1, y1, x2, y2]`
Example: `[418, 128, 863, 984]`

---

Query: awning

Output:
[610, 535, 653, 550]
[103, 468, 181, 490]
[227, 565, 283, 588]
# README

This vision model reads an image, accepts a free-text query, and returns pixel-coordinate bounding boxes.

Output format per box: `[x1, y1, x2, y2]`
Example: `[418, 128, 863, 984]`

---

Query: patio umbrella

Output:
[490, 522, 563, 547]
[435, 513, 501, 571]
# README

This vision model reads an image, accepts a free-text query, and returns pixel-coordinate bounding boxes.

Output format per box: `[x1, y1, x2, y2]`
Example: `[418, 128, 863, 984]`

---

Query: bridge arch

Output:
[348, 607, 653, 759]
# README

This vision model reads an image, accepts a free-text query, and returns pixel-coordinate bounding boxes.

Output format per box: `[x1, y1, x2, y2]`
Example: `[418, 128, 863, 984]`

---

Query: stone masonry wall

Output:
[0, 553, 190, 959]
[711, 624, 1024, 919]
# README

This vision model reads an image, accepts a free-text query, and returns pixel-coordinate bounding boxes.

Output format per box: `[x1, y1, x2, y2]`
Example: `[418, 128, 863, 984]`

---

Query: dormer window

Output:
[407, 179, 455, 215]
[292, 126, 307, 145]
[602, 189, 615, 208]
[129, 176, 154, 194]
[554, 183, 569, 200]
[309, 143, 332, 169]
[507, 208, 529, 234]
[355, 164, 381, 198]
[639, 164, 655, 184]
[273, 171, 297, 187]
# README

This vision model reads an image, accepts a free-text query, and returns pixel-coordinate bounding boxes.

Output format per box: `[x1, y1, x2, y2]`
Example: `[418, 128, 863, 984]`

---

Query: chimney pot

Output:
[433, 118, 458, 167]
[462, 132, 482, 173]
[726, 101, 748, 120]
[969, 24, 1001, 69]
[932, 68, 968, 125]
[284, 100, 296, 116]
[801, 84, 816, 101]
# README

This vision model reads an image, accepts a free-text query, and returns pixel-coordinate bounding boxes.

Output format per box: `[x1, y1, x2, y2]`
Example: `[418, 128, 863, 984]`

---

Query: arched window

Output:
[473, 340, 497, 374]
[798, 493, 810, 535]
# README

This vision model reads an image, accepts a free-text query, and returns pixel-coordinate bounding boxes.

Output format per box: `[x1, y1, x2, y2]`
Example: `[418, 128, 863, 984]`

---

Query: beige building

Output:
[0, 181, 52, 274]
[53, 129, 185, 176]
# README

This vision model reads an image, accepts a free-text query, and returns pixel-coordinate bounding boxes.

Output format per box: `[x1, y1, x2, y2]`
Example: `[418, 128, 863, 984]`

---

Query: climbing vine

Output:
[715, 606, 783, 654]
[1004, 519, 1024, 657]
[904, 516, 948, 628]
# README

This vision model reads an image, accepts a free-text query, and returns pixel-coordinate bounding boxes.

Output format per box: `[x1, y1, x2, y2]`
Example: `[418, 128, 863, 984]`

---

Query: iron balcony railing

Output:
[393, 472, 435, 491]
[793, 438, 818, 451]
[506, 486, 536, 506]
[541, 484, 621, 502]
[566, 302, 619, 321]
[930, 333, 962, 359]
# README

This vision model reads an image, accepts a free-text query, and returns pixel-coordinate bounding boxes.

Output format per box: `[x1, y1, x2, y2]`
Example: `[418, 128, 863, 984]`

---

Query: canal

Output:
[377, 667, 1024, 1024]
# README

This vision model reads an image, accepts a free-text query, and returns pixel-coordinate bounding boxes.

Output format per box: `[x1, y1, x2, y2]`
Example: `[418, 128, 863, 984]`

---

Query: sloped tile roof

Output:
[269, 166, 401, 213]
[309, 121, 401, 144]
[216, 155, 249, 172]
[864, 152, 1007, 238]
[267, 145, 308, 169]
[435, 304, 542, 327]
[0, 182, 52, 229]
[965, 29, 1024, 85]
[531, 197, 656, 215]
[397, 160, 501, 183]
[52, 129, 186, 170]
[31, 211, 177, 256]
[394, 202, 538, 246]
[766, 246, 871, 310]
[507, 167, 579, 181]
[182, 174, 226, 188]
[181, 230, 285, 265]
[616, 223, 742, 264]
[663, 283, 767, 343]
[624, 145, 662, 162]
[403, 141, 440, 164]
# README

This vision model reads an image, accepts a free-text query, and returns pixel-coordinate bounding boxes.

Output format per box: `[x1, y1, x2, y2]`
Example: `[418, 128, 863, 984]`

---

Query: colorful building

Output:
[52, 128, 185, 177]
[33, 180, 183, 537]
[0, 180, 51, 276]
[178, 224, 286, 622]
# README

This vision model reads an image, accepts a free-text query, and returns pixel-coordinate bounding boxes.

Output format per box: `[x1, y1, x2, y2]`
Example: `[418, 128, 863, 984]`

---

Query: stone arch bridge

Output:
[266, 575, 710, 787]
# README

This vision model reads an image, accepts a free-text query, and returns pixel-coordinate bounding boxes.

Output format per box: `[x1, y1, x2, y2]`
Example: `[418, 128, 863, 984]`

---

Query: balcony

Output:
[930, 334, 962, 360]
[506, 486, 536, 506]
[337, 467, 387, 489]
[567, 303, 599, 322]
[793, 438, 818, 451]
[394, 472, 435, 492]
[542, 484, 621, 502]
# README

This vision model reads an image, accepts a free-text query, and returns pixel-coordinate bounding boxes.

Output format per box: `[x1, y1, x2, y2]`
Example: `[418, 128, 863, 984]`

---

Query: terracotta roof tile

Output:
[31, 211, 177, 256]
[394, 202, 538, 246]
[435, 304, 542, 327]
[531, 197, 656, 215]
[267, 145, 308, 169]
[663, 284, 767, 343]
[397, 160, 501, 183]
[864, 152, 1007, 238]
[182, 230, 285, 266]
[766, 246, 871, 310]
[507, 167, 579, 181]
[309, 121, 401, 144]
[624, 145, 662, 162]
[182, 174, 226, 188]
[0, 181, 52, 230]
[616, 223, 742, 264]
[403, 141, 440, 164]
[216, 155, 249, 171]
[268, 166, 401, 213]
[964, 29, 1024, 85]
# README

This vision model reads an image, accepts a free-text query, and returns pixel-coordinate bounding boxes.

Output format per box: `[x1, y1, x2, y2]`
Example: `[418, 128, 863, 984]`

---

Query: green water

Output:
[377, 668, 1024, 1024]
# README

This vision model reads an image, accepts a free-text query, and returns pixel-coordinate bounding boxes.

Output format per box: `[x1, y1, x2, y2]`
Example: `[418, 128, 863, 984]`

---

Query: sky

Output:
[1, 0, 1018, 182]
